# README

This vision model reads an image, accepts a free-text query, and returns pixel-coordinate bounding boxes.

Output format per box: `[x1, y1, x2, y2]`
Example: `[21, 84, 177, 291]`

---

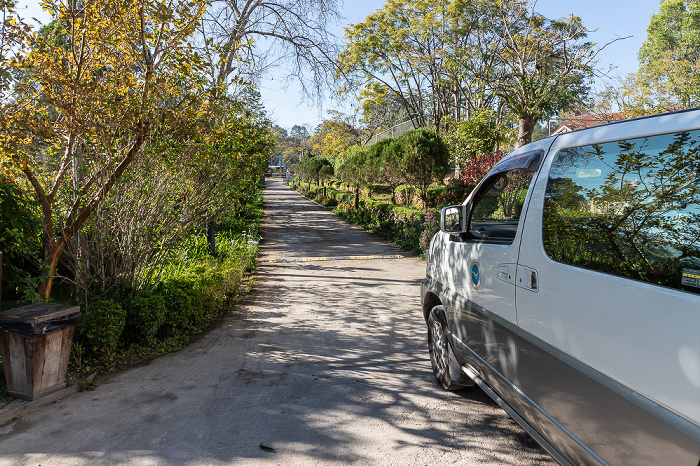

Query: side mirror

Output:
[440, 205, 466, 234]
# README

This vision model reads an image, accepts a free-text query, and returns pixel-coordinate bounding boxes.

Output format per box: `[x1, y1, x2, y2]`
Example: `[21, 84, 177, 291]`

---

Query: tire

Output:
[427, 305, 474, 390]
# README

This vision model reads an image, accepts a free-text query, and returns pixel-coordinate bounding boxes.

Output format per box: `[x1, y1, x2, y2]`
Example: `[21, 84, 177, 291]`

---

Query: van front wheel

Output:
[428, 305, 474, 390]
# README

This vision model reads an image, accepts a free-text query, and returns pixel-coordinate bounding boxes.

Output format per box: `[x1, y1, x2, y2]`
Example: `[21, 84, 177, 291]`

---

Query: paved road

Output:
[0, 179, 554, 465]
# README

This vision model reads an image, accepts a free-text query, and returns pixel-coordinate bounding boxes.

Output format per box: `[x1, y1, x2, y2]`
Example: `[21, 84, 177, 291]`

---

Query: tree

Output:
[337, 0, 456, 133]
[0, 0, 31, 98]
[69, 101, 273, 291]
[396, 128, 450, 207]
[275, 123, 312, 166]
[365, 137, 401, 202]
[445, 0, 505, 121]
[0, 0, 32, 179]
[338, 0, 503, 134]
[380, 139, 406, 204]
[360, 143, 383, 198]
[308, 115, 361, 165]
[319, 163, 334, 185]
[444, 110, 510, 168]
[336, 145, 367, 192]
[1, 0, 208, 300]
[202, 0, 342, 100]
[482, 0, 597, 147]
[632, 0, 700, 109]
[357, 83, 410, 143]
[337, 0, 603, 147]
[297, 156, 332, 185]
[639, 0, 700, 67]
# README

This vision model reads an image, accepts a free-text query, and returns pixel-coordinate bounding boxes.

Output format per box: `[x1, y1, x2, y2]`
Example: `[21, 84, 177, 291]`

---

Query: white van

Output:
[421, 108, 700, 465]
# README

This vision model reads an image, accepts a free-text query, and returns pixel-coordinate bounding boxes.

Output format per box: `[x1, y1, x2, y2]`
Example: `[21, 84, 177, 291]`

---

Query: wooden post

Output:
[206, 221, 216, 256]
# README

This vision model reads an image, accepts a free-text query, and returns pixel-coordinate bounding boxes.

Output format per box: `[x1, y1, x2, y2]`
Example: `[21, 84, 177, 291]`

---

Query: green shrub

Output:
[333, 199, 425, 256]
[320, 196, 339, 207]
[426, 185, 447, 207]
[371, 184, 393, 195]
[77, 299, 127, 357]
[295, 183, 346, 208]
[437, 177, 475, 207]
[60, 186, 263, 374]
[0, 177, 44, 306]
[126, 292, 167, 346]
[158, 277, 198, 335]
[194, 266, 226, 317]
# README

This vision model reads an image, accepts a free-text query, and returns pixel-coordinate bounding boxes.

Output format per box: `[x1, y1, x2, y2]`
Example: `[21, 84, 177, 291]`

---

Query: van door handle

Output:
[497, 264, 516, 284]
[529, 270, 538, 291]
[517, 266, 538, 292]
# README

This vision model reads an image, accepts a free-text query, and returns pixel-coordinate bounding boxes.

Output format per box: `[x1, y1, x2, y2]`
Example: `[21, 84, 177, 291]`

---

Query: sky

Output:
[17, 0, 663, 131]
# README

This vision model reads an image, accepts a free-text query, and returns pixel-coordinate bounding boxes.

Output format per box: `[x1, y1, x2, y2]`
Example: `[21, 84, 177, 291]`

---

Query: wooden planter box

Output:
[0, 304, 80, 400]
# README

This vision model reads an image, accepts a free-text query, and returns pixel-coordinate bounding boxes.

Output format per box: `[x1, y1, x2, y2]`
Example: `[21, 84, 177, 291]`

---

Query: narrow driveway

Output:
[0, 179, 553, 465]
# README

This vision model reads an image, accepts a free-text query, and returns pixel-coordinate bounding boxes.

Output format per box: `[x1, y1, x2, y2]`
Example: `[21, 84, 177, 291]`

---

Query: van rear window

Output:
[542, 130, 700, 295]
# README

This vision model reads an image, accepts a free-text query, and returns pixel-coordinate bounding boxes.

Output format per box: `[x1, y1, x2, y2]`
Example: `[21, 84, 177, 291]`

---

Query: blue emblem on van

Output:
[470, 260, 481, 290]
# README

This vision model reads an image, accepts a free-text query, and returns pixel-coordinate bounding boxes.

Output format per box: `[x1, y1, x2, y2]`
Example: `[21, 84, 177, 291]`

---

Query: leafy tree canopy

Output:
[308, 114, 361, 165]
[337, 0, 599, 148]
[639, 0, 700, 65]
[632, 0, 700, 109]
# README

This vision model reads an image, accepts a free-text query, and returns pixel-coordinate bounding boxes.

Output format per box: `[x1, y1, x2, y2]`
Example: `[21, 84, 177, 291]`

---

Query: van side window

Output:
[542, 130, 700, 295]
[468, 169, 535, 244]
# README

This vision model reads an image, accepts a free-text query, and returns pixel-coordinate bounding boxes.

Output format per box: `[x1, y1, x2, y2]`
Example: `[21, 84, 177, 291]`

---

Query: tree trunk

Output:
[421, 189, 429, 209]
[39, 242, 67, 301]
[515, 116, 537, 148]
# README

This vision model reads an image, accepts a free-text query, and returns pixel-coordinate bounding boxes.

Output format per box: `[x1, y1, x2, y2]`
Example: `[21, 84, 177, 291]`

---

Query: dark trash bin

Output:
[0, 303, 80, 400]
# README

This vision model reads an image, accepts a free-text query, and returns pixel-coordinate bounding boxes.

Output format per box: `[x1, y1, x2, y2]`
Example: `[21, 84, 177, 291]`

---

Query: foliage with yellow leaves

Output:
[0, 0, 211, 300]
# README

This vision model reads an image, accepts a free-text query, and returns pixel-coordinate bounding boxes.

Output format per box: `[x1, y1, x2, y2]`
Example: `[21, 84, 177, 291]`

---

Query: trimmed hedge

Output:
[77, 299, 126, 357]
[334, 199, 425, 256]
[73, 250, 255, 370]
[294, 181, 473, 258]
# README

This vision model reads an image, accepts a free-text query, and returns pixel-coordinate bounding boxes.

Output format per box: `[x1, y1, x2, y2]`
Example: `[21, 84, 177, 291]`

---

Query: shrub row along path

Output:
[0, 179, 553, 465]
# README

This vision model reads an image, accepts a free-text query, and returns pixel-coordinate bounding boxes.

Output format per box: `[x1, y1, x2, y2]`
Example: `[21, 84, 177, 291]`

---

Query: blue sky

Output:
[18, 0, 663, 131]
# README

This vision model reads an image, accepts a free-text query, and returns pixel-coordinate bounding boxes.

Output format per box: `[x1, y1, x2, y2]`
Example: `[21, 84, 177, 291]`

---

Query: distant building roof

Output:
[552, 107, 688, 135]
[552, 112, 627, 135]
